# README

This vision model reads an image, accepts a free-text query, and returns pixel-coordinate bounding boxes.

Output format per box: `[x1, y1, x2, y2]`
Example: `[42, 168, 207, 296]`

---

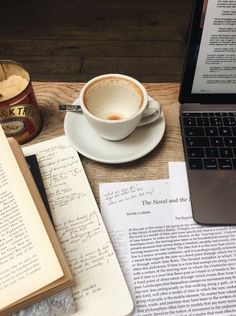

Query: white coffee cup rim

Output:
[79, 73, 148, 124]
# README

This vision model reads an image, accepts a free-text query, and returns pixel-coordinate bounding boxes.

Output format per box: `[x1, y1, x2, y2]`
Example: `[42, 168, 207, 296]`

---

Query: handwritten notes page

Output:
[100, 166, 236, 316]
[23, 136, 133, 316]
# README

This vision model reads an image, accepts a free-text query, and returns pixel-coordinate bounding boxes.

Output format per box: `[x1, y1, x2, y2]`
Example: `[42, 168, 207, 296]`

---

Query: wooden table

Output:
[28, 82, 184, 203]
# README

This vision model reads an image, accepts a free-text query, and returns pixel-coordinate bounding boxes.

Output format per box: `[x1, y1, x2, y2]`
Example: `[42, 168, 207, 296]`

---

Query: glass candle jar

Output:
[0, 60, 43, 144]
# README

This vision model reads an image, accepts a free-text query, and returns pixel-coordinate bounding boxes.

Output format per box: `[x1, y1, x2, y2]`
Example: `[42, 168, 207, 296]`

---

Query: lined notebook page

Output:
[23, 136, 133, 316]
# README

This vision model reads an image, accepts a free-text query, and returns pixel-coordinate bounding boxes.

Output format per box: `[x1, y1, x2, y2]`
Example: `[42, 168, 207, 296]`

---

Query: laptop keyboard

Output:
[181, 112, 236, 170]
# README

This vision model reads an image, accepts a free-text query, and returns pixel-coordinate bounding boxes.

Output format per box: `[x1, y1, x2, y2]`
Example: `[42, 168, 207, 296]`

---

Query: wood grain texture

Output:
[1, 0, 192, 12]
[0, 40, 183, 57]
[82, 56, 182, 76]
[24, 82, 184, 203]
[0, 0, 193, 82]
[0, 25, 188, 41]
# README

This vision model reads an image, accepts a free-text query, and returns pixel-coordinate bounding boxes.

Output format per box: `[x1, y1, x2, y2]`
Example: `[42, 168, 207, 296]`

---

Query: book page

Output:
[23, 136, 133, 316]
[168, 162, 236, 315]
[99, 179, 171, 315]
[100, 171, 236, 315]
[0, 128, 64, 310]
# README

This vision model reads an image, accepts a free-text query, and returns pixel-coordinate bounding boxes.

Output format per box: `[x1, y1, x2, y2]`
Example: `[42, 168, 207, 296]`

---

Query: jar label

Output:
[0, 104, 42, 143]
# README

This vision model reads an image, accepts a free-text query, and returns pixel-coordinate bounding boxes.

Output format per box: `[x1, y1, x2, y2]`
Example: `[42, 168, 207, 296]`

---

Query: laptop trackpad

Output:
[188, 170, 236, 225]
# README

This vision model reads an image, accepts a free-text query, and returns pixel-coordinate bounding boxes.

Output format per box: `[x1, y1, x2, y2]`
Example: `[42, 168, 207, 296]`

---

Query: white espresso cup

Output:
[78, 74, 162, 141]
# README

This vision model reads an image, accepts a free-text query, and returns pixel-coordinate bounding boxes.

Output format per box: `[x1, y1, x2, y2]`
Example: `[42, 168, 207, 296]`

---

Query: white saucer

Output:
[64, 107, 165, 164]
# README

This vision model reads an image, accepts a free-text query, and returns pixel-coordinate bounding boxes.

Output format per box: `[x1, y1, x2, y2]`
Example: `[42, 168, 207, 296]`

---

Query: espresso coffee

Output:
[83, 77, 143, 120]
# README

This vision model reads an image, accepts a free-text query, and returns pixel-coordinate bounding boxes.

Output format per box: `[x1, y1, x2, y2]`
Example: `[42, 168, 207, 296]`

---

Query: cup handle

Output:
[137, 96, 162, 127]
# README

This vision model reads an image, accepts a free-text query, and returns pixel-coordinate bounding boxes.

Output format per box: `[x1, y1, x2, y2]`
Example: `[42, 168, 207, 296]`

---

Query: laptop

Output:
[179, 0, 236, 225]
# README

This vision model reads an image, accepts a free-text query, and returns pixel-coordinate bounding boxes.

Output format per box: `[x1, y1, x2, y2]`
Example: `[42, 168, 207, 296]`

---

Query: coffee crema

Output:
[83, 77, 143, 120]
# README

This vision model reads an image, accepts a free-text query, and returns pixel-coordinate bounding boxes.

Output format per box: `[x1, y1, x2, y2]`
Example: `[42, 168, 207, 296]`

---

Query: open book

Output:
[0, 127, 74, 316]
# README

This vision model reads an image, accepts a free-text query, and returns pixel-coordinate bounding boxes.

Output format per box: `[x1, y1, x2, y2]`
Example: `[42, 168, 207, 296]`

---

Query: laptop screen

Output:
[179, 0, 236, 103]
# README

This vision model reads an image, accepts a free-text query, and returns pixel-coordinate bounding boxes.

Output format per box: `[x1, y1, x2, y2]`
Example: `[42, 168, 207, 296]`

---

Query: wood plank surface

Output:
[2, 0, 192, 12]
[0, 26, 188, 41]
[82, 56, 182, 76]
[25, 82, 184, 203]
[0, 40, 182, 57]
[0, 0, 193, 82]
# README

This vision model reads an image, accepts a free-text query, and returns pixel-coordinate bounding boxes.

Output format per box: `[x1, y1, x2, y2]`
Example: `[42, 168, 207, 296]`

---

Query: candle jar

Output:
[0, 60, 43, 144]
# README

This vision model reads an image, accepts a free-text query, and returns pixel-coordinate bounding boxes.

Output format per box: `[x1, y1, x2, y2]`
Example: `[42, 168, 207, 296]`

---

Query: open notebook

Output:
[23, 136, 134, 316]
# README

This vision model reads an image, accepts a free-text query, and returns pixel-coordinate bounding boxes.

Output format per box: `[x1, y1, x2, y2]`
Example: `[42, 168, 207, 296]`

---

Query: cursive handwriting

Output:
[23, 136, 130, 310]
[103, 183, 154, 206]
